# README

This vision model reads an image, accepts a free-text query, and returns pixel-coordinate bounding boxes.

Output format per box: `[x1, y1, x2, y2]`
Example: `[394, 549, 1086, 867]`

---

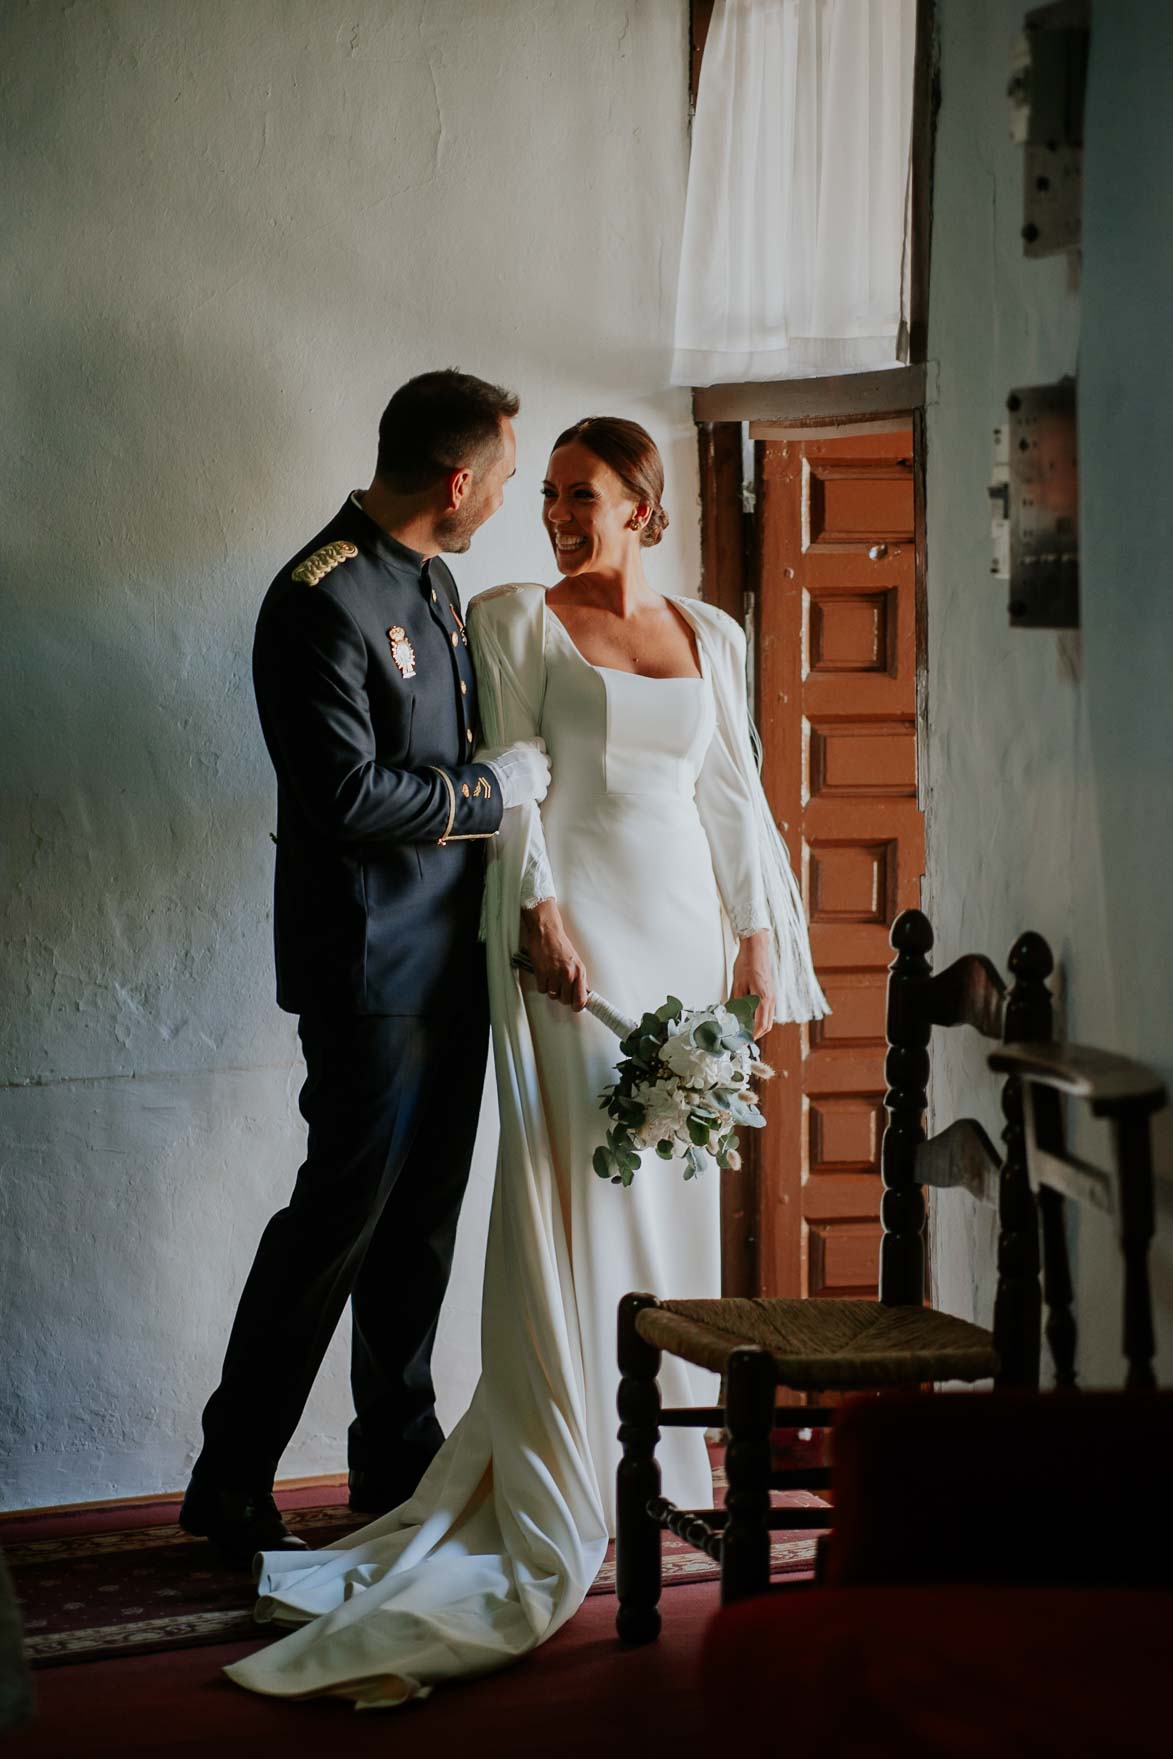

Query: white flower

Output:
[667, 1004, 739, 1043]
[659, 1035, 736, 1089]
[630, 1078, 692, 1149]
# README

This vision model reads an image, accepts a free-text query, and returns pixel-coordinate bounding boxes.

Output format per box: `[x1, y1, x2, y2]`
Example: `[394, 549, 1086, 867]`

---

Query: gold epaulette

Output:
[291, 540, 358, 586]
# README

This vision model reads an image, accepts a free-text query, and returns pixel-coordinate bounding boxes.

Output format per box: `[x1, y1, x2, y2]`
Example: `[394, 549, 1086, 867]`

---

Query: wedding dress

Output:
[225, 586, 826, 1709]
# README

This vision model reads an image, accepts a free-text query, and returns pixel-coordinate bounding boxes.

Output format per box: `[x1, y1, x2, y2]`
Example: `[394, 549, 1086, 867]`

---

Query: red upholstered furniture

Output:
[825, 1389, 1173, 1589]
[702, 1585, 1172, 1759]
[700, 1390, 1173, 1758]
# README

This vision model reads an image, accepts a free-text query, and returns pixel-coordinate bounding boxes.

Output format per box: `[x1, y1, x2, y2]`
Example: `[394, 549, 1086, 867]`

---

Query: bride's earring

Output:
[628, 513, 644, 531]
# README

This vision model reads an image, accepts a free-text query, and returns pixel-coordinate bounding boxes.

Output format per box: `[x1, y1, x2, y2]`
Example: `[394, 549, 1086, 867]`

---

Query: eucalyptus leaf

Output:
[729, 1096, 766, 1127]
[593, 1147, 613, 1180]
[726, 995, 758, 1034]
[656, 996, 683, 1023]
[655, 1139, 675, 1159]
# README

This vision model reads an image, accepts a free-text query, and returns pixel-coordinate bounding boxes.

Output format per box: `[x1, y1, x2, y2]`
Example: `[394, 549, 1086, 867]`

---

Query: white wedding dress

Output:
[225, 586, 826, 1710]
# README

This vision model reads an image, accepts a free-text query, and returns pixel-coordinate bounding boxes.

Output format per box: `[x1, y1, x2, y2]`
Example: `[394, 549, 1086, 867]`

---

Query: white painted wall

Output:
[0, 0, 696, 1510]
[924, 0, 1173, 1383]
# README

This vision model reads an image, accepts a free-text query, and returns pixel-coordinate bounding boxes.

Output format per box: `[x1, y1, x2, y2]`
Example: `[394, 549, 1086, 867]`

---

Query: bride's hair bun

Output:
[552, 414, 669, 552]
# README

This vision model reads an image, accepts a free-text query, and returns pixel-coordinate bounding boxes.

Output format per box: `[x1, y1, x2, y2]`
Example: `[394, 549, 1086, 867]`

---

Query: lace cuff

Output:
[520, 844, 556, 912]
[728, 901, 771, 938]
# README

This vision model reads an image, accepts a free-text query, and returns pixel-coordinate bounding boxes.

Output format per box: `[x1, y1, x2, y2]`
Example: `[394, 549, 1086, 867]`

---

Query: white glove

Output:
[478, 737, 551, 809]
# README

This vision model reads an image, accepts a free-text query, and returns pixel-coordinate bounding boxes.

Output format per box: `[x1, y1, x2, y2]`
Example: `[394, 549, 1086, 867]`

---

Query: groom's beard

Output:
[435, 488, 490, 554]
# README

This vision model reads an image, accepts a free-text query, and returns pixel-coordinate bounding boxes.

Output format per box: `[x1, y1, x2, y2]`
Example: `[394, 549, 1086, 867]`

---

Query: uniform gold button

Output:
[466, 728, 473, 743]
[461, 783, 470, 798]
[451, 631, 459, 646]
[460, 680, 467, 695]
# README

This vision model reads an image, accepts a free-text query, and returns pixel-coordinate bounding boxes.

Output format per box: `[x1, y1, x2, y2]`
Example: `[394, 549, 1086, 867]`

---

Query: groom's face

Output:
[437, 418, 517, 553]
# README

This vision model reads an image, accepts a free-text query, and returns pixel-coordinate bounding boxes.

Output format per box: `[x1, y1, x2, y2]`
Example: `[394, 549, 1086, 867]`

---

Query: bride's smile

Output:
[542, 440, 651, 576]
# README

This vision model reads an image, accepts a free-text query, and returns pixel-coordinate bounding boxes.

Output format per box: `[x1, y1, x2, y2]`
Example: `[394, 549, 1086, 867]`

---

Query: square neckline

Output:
[543, 590, 708, 684]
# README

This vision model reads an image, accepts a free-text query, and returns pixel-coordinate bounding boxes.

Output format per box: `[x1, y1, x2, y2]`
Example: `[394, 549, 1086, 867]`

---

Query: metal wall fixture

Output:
[1008, 0, 1090, 258]
[1005, 380, 1079, 630]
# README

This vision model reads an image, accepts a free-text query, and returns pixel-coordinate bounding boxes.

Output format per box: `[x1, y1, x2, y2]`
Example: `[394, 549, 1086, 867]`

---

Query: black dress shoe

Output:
[179, 1483, 309, 1571]
[347, 1469, 417, 1516]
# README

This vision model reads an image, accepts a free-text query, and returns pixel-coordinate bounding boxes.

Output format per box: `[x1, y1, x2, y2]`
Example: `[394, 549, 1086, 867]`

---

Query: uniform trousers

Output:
[194, 973, 489, 1496]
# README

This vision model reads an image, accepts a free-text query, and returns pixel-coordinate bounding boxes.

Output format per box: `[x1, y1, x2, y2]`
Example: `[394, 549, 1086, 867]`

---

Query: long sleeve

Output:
[688, 599, 830, 1025]
[467, 586, 555, 913]
[695, 654, 771, 939]
[256, 585, 501, 847]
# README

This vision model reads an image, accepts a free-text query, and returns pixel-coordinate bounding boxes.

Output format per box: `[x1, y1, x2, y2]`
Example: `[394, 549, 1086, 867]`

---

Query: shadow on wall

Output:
[0, 314, 301, 1085]
[0, 312, 332, 1504]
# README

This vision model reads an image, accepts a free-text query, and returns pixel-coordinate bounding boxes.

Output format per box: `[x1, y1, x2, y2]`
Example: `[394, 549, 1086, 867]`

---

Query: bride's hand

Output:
[521, 900, 589, 1011]
[732, 930, 775, 1039]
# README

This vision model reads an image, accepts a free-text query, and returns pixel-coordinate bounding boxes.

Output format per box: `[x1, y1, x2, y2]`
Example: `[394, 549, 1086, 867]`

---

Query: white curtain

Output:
[671, 0, 917, 387]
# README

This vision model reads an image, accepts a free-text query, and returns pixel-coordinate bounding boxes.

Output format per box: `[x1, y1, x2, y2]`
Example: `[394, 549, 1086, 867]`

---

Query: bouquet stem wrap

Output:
[512, 953, 637, 1041]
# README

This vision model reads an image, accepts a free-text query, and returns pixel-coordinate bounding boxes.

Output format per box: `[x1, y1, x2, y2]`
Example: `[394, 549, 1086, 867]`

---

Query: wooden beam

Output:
[750, 417, 916, 443]
[693, 365, 926, 426]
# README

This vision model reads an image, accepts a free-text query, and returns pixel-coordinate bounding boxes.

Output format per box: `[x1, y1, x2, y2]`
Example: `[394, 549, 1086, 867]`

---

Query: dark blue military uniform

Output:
[194, 494, 504, 1500]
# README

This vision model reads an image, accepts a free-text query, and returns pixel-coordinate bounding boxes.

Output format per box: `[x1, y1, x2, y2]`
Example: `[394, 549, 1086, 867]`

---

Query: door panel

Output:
[755, 429, 924, 1300]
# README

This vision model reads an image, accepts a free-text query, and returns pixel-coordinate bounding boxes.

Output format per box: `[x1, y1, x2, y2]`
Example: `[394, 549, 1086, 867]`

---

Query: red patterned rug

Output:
[7, 1472, 825, 1669]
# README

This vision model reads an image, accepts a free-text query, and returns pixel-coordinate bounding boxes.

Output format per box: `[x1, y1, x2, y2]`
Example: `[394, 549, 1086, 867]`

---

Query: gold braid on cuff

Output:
[429, 766, 457, 845]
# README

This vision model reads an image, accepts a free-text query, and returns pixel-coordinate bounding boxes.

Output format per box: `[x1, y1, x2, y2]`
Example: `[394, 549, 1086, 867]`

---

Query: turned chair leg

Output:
[616, 1292, 663, 1645]
[721, 1345, 776, 1605]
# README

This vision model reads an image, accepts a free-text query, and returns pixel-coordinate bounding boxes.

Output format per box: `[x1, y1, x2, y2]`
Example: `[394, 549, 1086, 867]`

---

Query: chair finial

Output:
[891, 908, 933, 955]
[1009, 930, 1053, 982]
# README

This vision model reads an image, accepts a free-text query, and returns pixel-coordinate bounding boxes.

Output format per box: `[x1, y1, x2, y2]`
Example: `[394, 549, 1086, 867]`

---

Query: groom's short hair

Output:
[376, 369, 520, 492]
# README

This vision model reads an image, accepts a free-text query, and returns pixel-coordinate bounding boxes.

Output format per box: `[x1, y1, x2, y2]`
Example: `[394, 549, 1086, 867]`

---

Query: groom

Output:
[181, 369, 550, 1565]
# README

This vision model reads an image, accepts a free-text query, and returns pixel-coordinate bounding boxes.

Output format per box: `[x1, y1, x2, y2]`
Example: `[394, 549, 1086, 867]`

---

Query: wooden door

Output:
[754, 428, 924, 1300]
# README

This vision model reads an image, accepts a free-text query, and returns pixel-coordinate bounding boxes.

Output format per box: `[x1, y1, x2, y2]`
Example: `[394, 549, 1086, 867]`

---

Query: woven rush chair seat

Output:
[635, 1297, 999, 1388]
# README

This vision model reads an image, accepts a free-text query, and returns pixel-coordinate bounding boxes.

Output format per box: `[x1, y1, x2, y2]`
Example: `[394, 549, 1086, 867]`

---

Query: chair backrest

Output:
[882, 908, 1054, 1388]
[987, 1043, 1166, 1389]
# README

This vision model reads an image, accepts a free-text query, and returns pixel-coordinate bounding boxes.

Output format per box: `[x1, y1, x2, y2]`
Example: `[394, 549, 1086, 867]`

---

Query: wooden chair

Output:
[988, 1041, 1166, 1388]
[614, 907, 1053, 1643]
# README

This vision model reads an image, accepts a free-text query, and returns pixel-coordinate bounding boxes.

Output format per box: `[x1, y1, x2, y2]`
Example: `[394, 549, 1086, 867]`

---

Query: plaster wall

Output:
[924, 0, 1173, 1380]
[0, 0, 696, 1508]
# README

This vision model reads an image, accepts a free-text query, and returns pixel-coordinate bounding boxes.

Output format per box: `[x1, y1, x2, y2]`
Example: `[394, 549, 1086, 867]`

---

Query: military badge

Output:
[291, 540, 357, 585]
[473, 776, 493, 800]
[388, 626, 417, 679]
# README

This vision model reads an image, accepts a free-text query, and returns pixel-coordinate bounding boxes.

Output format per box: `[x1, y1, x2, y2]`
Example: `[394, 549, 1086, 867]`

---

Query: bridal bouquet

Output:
[593, 995, 773, 1187]
[511, 954, 773, 1185]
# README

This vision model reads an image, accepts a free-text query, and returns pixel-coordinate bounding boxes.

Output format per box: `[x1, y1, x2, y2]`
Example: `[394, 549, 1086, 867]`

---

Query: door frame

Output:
[690, 0, 939, 1294]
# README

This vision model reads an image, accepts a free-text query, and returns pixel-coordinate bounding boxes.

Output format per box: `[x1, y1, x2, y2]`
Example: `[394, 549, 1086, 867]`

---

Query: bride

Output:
[225, 417, 826, 1709]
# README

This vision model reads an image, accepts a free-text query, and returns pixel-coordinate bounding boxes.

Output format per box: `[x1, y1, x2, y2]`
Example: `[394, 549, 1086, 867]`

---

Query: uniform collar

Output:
[341, 491, 431, 577]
